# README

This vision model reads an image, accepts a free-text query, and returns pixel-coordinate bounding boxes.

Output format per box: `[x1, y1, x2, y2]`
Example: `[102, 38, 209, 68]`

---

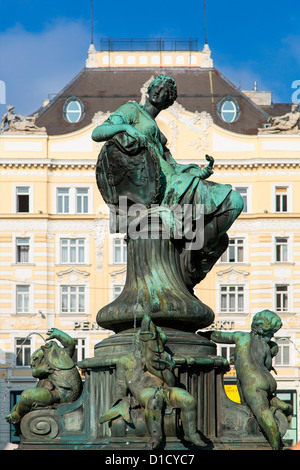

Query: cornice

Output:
[0, 160, 96, 169]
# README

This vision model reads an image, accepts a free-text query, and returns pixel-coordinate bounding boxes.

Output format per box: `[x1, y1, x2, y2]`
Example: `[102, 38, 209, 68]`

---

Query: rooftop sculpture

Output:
[0, 105, 46, 134]
[259, 104, 300, 134]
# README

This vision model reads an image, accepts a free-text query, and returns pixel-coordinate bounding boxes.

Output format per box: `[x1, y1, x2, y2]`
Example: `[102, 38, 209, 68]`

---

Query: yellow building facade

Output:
[0, 44, 299, 446]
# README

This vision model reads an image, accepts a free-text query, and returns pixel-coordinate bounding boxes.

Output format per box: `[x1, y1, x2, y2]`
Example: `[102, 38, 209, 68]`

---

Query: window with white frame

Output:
[275, 285, 288, 312]
[275, 187, 288, 213]
[275, 237, 288, 262]
[16, 285, 30, 314]
[113, 285, 123, 299]
[15, 337, 31, 366]
[16, 238, 30, 263]
[217, 344, 236, 365]
[61, 286, 86, 314]
[60, 239, 85, 264]
[274, 338, 290, 366]
[76, 188, 89, 214]
[221, 239, 244, 263]
[113, 237, 127, 264]
[220, 285, 245, 313]
[57, 188, 70, 214]
[72, 338, 86, 363]
[16, 186, 30, 213]
[235, 187, 248, 213]
[56, 187, 91, 214]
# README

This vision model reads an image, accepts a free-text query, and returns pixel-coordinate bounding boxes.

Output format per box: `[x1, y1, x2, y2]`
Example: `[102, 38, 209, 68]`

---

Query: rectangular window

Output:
[16, 285, 30, 313]
[57, 188, 70, 214]
[16, 187, 30, 213]
[221, 239, 244, 263]
[235, 187, 248, 213]
[76, 188, 89, 214]
[61, 239, 85, 264]
[275, 237, 288, 262]
[219, 344, 236, 365]
[16, 238, 30, 263]
[15, 338, 31, 366]
[220, 285, 244, 313]
[276, 285, 288, 312]
[72, 338, 86, 363]
[61, 286, 85, 314]
[113, 238, 127, 264]
[113, 285, 123, 299]
[275, 187, 288, 213]
[274, 338, 290, 366]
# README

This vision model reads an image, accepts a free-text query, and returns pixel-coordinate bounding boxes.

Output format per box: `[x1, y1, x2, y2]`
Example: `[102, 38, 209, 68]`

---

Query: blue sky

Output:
[0, 0, 299, 116]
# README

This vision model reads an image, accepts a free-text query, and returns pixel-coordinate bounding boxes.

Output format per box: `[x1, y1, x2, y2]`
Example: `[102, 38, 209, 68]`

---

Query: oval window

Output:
[217, 96, 240, 123]
[63, 97, 85, 123]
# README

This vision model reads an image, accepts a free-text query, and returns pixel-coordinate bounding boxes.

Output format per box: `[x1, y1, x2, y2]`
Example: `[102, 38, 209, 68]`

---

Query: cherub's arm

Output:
[46, 328, 75, 357]
[114, 357, 130, 402]
[269, 340, 279, 358]
[204, 330, 236, 344]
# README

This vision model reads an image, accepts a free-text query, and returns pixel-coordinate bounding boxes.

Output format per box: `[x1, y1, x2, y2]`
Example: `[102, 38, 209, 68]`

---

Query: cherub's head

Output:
[251, 310, 282, 339]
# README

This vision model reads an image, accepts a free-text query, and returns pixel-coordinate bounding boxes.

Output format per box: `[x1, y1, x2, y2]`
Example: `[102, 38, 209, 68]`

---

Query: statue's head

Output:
[147, 74, 177, 110]
[137, 315, 167, 354]
[251, 310, 282, 339]
[30, 341, 74, 378]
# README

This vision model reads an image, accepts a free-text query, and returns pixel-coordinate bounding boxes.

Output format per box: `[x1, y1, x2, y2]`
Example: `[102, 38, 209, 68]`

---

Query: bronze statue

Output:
[6, 328, 82, 425]
[205, 310, 293, 450]
[100, 315, 206, 449]
[93, 74, 243, 282]
[93, 74, 244, 332]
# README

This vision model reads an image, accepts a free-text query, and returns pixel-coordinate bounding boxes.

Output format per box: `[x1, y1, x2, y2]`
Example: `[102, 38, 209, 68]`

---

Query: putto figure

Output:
[205, 310, 293, 450]
[100, 315, 206, 449]
[6, 328, 82, 425]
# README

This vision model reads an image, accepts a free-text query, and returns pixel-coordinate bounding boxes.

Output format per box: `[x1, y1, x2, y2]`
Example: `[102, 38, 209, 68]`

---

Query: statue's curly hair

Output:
[251, 309, 282, 335]
[147, 74, 178, 109]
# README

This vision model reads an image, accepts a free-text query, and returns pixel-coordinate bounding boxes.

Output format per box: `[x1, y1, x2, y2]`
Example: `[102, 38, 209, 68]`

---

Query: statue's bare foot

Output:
[147, 434, 162, 450]
[184, 432, 206, 447]
[6, 411, 21, 424]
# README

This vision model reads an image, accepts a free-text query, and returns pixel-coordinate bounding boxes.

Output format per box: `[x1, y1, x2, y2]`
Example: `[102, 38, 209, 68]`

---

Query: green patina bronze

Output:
[14, 75, 287, 450]
[93, 74, 243, 332]
[206, 310, 293, 450]
[6, 328, 82, 427]
[100, 314, 206, 449]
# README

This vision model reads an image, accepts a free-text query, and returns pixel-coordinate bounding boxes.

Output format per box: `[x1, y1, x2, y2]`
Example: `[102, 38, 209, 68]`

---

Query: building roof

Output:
[35, 49, 270, 136]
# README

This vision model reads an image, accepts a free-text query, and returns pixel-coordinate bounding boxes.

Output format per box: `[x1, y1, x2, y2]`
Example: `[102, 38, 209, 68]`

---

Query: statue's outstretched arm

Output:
[204, 330, 236, 344]
[46, 328, 75, 357]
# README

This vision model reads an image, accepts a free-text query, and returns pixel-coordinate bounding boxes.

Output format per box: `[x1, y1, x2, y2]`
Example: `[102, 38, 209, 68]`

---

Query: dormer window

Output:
[217, 96, 240, 123]
[63, 96, 85, 123]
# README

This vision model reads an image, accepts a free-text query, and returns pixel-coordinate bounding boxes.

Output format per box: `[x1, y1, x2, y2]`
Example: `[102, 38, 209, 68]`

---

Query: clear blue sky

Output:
[0, 0, 299, 115]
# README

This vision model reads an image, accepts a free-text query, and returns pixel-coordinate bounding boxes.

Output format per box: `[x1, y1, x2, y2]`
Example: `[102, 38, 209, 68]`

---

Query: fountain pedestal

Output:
[18, 330, 274, 450]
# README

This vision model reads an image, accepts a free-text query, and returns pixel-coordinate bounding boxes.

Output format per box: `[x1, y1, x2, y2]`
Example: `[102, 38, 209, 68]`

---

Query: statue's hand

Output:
[198, 155, 214, 180]
[151, 356, 173, 371]
[46, 328, 60, 340]
[123, 124, 148, 147]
